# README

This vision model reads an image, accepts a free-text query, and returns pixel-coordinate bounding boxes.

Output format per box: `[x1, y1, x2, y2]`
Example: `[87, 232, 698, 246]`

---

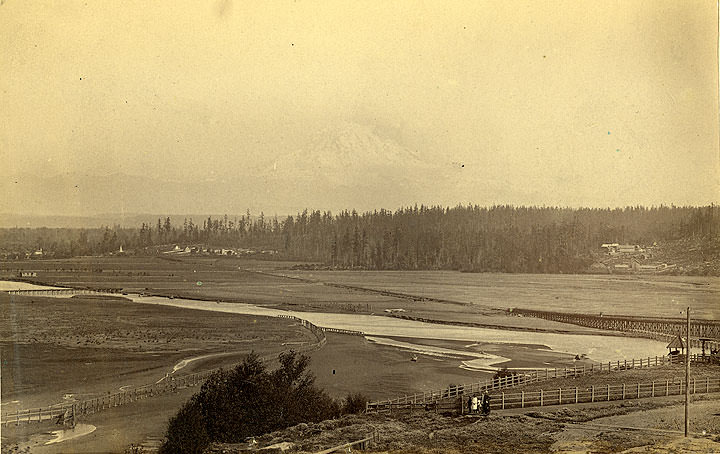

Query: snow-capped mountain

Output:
[261, 121, 436, 185]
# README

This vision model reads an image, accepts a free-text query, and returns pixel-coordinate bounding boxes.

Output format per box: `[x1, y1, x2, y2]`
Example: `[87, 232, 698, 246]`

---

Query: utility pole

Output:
[685, 306, 690, 437]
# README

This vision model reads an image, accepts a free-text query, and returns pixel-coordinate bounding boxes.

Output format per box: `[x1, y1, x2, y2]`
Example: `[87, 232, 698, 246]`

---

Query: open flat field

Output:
[0, 257, 404, 311]
[308, 333, 596, 402]
[285, 270, 720, 319]
[0, 292, 314, 411]
[0, 257, 638, 335]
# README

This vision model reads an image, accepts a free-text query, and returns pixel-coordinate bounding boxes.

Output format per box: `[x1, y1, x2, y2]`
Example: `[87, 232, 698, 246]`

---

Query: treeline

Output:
[1, 205, 717, 273]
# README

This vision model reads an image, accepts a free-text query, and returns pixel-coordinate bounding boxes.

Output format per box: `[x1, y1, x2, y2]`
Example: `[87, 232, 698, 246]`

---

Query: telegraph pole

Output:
[685, 306, 690, 437]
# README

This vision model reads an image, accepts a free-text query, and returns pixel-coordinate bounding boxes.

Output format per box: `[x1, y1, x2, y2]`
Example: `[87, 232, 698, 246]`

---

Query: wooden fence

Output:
[493, 375, 720, 410]
[312, 432, 379, 454]
[366, 353, 711, 411]
[2, 315, 329, 427]
[369, 376, 720, 414]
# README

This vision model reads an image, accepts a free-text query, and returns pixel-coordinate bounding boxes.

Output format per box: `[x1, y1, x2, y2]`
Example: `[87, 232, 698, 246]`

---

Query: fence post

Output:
[622, 383, 625, 400]
[637, 383, 640, 398]
[693, 378, 695, 394]
[521, 391, 525, 408]
[652, 381, 655, 397]
[502, 392, 505, 410]
[707, 377, 710, 393]
[666, 380, 669, 396]
[558, 388, 562, 405]
[624, 359, 628, 369]
[591, 386, 594, 402]
[540, 390, 543, 407]
[607, 384, 610, 401]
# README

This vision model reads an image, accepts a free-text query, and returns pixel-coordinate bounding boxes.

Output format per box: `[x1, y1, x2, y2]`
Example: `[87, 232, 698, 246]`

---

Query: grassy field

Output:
[284, 270, 720, 319]
[0, 257, 402, 311]
[0, 257, 630, 335]
[206, 397, 720, 454]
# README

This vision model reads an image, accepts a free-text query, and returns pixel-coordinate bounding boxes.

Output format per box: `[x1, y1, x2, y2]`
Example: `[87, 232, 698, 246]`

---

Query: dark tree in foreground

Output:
[159, 351, 341, 454]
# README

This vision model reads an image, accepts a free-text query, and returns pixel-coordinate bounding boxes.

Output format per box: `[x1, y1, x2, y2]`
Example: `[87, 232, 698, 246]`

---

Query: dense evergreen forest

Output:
[1, 205, 717, 274]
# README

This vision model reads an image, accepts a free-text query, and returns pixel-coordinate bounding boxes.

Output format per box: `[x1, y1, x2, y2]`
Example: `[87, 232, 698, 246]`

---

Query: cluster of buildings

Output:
[599, 242, 676, 274]
[610, 261, 677, 274]
[164, 245, 278, 257]
[600, 243, 653, 256]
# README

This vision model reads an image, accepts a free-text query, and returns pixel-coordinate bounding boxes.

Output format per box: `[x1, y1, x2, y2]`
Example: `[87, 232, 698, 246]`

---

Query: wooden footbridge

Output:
[5, 288, 121, 296]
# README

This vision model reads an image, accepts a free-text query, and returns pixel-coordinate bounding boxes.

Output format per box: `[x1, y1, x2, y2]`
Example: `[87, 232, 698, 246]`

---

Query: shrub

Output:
[341, 392, 369, 414]
[160, 351, 339, 454]
[159, 399, 209, 454]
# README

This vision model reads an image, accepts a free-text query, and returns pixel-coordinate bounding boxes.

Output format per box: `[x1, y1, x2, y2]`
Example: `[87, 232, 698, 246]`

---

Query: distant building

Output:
[601, 243, 644, 255]
[19, 271, 37, 277]
[600, 243, 619, 253]
[617, 244, 643, 254]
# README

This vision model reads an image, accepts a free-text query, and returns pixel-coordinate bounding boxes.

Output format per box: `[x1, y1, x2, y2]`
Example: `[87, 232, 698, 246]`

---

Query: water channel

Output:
[0, 280, 669, 364]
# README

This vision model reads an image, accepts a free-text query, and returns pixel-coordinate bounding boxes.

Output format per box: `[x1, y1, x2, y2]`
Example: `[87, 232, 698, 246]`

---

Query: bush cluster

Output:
[160, 351, 367, 454]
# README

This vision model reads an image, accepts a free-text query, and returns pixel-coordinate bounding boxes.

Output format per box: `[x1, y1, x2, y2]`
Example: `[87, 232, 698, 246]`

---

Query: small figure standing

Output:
[471, 395, 479, 413]
[481, 392, 491, 415]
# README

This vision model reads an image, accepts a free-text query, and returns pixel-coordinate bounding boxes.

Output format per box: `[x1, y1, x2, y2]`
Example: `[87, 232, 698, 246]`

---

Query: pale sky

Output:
[1, 1, 718, 215]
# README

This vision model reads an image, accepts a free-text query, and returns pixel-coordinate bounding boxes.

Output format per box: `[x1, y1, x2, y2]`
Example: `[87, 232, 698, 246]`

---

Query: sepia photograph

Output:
[1, 1, 719, 453]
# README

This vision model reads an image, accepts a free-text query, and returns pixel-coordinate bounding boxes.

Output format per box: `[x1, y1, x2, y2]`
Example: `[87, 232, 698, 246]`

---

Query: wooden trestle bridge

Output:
[5, 288, 122, 296]
[512, 308, 720, 350]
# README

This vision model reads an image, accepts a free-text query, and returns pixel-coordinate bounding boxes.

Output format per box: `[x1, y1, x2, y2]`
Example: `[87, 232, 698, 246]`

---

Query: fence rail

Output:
[2, 314, 329, 426]
[312, 432, 378, 454]
[366, 353, 711, 411]
[369, 376, 720, 414]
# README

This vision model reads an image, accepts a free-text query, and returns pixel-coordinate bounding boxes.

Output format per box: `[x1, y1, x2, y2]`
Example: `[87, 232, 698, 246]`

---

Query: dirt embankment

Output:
[207, 397, 720, 454]
[207, 412, 563, 454]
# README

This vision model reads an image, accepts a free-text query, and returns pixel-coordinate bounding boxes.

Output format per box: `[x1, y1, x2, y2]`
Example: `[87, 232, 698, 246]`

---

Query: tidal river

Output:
[0, 280, 669, 364]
